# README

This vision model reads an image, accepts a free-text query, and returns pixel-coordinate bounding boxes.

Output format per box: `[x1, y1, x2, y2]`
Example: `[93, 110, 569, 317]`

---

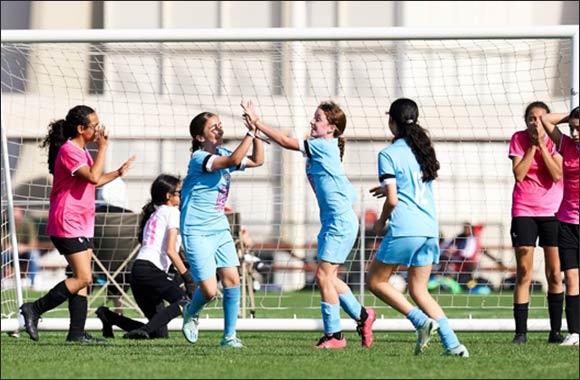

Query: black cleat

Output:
[20, 302, 40, 341]
[95, 307, 114, 338]
[123, 329, 150, 340]
[66, 332, 106, 343]
[548, 331, 564, 344]
[512, 333, 527, 344]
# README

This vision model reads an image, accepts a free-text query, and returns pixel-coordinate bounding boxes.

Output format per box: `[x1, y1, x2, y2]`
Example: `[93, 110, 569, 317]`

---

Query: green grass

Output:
[2, 331, 578, 379]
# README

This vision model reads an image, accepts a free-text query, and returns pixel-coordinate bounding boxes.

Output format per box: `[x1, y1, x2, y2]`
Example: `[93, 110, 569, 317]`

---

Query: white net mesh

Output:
[1, 36, 573, 324]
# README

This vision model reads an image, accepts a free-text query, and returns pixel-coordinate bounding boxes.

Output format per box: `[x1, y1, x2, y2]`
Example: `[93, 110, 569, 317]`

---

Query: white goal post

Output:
[1, 26, 578, 333]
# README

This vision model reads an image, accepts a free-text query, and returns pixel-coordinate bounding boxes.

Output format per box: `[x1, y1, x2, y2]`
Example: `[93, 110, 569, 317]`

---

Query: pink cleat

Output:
[315, 334, 347, 349]
[356, 307, 376, 348]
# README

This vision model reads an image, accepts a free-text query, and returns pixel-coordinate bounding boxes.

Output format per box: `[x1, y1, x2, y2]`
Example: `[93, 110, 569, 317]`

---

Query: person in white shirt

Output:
[95, 174, 195, 339]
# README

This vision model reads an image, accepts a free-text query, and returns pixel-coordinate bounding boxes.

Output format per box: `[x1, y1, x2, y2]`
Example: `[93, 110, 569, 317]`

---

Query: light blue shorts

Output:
[182, 230, 240, 282]
[375, 233, 440, 267]
[318, 210, 359, 264]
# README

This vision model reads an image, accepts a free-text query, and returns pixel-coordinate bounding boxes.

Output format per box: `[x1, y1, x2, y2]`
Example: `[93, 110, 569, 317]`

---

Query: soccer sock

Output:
[100, 307, 144, 332]
[223, 286, 240, 338]
[436, 317, 460, 350]
[141, 302, 181, 336]
[321, 301, 341, 334]
[547, 292, 564, 334]
[187, 287, 212, 316]
[406, 307, 429, 330]
[565, 294, 579, 334]
[33, 280, 71, 315]
[514, 302, 529, 335]
[68, 294, 87, 336]
[338, 290, 362, 320]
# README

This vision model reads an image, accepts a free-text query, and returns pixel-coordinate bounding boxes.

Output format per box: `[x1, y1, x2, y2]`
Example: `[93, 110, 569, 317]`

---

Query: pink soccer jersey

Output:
[509, 130, 563, 217]
[46, 141, 96, 238]
[556, 135, 579, 224]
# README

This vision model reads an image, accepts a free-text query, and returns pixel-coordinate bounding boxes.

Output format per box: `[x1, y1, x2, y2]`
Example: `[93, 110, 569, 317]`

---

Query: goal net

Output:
[1, 27, 577, 332]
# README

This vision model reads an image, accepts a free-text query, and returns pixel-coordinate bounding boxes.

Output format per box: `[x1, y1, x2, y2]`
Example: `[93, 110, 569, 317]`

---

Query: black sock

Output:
[68, 294, 87, 336]
[141, 302, 181, 337]
[514, 303, 529, 335]
[33, 281, 71, 315]
[100, 307, 144, 332]
[565, 294, 579, 334]
[359, 307, 368, 322]
[547, 292, 564, 334]
[332, 331, 344, 340]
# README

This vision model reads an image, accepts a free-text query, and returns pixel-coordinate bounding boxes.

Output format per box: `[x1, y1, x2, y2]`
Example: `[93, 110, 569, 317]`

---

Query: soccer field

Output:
[1, 331, 578, 379]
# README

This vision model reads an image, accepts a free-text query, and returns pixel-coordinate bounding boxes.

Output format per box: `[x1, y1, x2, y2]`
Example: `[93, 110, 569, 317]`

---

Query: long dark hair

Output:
[40, 105, 95, 174]
[318, 101, 347, 161]
[138, 174, 181, 242]
[189, 112, 216, 154]
[388, 98, 439, 182]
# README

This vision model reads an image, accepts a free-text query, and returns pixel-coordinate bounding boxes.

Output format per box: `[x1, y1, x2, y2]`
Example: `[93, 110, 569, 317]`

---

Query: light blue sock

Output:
[406, 307, 429, 330]
[187, 288, 212, 316]
[321, 301, 341, 334]
[436, 317, 460, 350]
[339, 290, 362, 320]
[223, 286, 240, 338]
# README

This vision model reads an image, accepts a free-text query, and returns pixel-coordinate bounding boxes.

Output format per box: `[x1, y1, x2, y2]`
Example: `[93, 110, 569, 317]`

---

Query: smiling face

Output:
[309, 107, 335, 138]
[198, 115, 224, 148]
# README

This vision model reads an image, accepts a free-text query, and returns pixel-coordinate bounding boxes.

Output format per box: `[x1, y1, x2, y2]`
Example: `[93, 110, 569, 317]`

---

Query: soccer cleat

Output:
[95, 307, 114, 338]
[443, 344, 469, 357]
[66, 332, 106, 343]
[356, 307, 376, 348]
[512, 333, 527, 344]
[220, 335, 244, 348]
[560, 333, 579, 346]
[20, 302, 40, 341]
[182, 303, 199, 344]
[315, 334, 347, 349]
[547, 331, 565, 344]
[123, 329, 150, 340]
[415, 318, 439, 355]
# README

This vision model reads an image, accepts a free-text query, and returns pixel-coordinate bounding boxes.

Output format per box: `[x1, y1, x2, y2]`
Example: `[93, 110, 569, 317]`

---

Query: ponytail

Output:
[138, 202, 156, 242]
[388, 98, 439, 182]
[39, 105, 95, 174]
[137, 174, 181, 243]
[337, 137, 346, 162]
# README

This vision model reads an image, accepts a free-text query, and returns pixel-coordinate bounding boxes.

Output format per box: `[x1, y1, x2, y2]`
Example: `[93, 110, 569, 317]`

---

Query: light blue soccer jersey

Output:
[180, 147, 244, 235]
[300, 138, 357, 222]
[377, 138, 438, 237]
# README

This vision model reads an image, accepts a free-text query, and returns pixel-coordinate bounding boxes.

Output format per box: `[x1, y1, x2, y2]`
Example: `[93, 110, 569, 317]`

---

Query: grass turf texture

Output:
[2, 331, 578, 379]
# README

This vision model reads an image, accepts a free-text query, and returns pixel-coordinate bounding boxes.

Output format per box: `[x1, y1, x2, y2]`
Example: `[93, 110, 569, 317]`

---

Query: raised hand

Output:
[117, 154, 136, 177]
[241, 100, 259, 124]
[94, 124, 109, 149]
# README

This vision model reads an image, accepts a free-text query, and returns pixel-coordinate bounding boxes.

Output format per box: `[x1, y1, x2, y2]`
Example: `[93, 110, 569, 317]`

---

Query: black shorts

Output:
[511, 216, 559, 247]
[50, 236, 94, 255]
[559, 222, 579, 271]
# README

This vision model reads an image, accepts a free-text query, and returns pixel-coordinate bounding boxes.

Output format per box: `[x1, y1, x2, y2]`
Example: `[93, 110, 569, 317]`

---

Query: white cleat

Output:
[415, 318, 439, 355]
[443, 344, 470, 357]
[560, 333, 579, 346]
[182, 303, 199, 344]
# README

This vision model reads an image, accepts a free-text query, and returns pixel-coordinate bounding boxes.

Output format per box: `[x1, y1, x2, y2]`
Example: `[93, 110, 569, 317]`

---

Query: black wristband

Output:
[182, 270, 194, 284]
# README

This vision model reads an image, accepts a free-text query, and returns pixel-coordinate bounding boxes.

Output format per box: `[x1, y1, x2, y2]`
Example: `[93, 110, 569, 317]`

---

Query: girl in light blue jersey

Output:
[181, 111, 264, 348]
[368, 98, 468, 357]
[242, 100, 376, 349]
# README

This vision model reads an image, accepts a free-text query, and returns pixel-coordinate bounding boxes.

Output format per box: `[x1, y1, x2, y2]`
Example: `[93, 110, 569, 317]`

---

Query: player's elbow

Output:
[387, 198, 398, 208]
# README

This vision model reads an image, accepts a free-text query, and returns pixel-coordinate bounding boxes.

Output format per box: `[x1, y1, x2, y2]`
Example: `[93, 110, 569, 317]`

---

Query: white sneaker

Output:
[560, 333, 579, 346]
[182, 303, 199, 344]
[220, 335, 244, 348]
[415, 318, 439, 355]
[443, 344, 470, 357]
